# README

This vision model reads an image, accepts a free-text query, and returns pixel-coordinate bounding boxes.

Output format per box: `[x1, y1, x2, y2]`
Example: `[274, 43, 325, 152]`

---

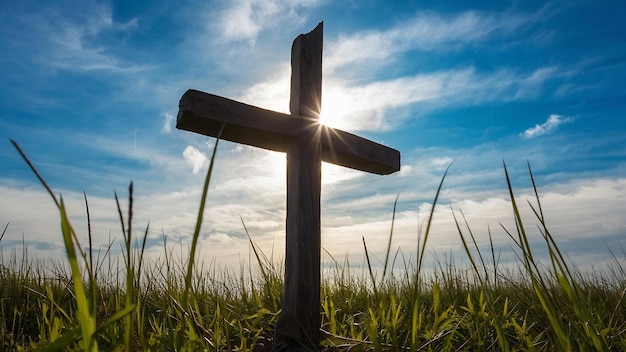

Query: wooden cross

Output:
[176, 22, 400, 349]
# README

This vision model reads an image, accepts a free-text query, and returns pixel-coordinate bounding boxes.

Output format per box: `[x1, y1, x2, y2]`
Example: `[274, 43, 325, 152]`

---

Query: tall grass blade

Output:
[241, 216, 268, 281]
[452, 206, 512, 351]
[94, 304, 136, 336]
[503, 161, 570, 349]
[11, 140, 98, 351]
[362, 236, 377, 293]
[451, 207, 481, 281]
[526, 162, 609, 349]
[381, 194, 399, 283]
[0, 222, 8, 243]
[10, 139, 60, 208]
[113, 182, 136, 352]
[417, 162, 451, 277]
[183, 123, 224, 309]
[83, 192, 97, 332]
[488, 226, 499, 286]
[84, 192, 93, 282]
[60, 198, 97, 351]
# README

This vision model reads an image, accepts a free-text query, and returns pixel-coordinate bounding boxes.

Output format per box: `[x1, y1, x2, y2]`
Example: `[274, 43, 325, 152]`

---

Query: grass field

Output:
[2, 140, 625, 351]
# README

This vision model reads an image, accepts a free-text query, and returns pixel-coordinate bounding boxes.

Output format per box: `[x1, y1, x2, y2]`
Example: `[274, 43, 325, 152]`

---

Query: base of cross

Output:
[270, 339, 319, 352]
[270, 312, 320, 351]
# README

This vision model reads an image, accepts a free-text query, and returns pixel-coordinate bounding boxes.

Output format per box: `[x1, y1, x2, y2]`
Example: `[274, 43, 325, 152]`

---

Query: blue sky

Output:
[1, 0, 625, 274]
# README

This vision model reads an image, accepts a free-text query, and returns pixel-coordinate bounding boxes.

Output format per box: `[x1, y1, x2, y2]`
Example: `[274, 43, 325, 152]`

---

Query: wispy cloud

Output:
[162, 112, 175, 133]
[2, 1, 146, 73]
[523, 114, 572, 139]
[176, 6, 565, 135]
[237, 65, 562, 132]
[325, 8, 551, 73]
[209, 0, 323, 44]
[324, 66, 562, 131]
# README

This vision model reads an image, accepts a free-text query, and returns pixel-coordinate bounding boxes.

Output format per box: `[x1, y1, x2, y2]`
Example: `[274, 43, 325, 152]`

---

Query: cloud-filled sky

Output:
[1, 0, 625, 275]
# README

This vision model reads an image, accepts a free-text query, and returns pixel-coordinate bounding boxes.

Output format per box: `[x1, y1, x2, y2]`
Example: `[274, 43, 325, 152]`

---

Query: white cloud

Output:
[237, 65, 291, 111]
[5, 1, 147, 73]
[235, 64, 561, 133]
[115, 17, 139, 32]
[211, 0, 323, 44]
[399, 165, 413, 177]
[219, 1, 268, 43]
[321, 176, 626, 273]
[431, 157, 454, 169]
[512, 67, 560, 100]
[322, 162, 362, 185]
[162, 112, 175, 133]
[523, 114, 572, 139]
[183, 146, 208, 174]
[321, 67, 559, 131]
[325, 9, 546, 73]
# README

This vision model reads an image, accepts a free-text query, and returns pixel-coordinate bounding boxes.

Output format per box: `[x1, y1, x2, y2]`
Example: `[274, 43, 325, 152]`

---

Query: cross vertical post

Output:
[278, 22, 323, 346]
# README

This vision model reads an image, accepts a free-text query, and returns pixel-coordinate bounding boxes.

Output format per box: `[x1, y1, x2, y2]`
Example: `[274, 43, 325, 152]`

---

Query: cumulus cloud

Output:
[399, 165, 413, 177]
[218, 1, 270, 43]
[523, 114, 572, 139]
[183, 146, 208, 174]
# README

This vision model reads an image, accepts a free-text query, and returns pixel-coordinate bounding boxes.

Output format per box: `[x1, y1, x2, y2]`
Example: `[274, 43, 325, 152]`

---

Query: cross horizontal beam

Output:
[177, 89, 400, 175]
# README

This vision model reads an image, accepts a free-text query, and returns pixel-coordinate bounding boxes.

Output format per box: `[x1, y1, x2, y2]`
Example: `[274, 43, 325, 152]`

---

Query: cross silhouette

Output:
[176, 22, 400, 349]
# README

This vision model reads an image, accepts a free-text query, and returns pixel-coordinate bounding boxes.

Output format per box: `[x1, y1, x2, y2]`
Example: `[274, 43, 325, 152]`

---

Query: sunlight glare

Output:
[319, 86, 350, 129]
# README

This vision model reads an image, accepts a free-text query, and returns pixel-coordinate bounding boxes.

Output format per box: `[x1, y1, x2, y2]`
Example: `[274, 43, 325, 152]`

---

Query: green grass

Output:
[2, 140, 626, 351]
